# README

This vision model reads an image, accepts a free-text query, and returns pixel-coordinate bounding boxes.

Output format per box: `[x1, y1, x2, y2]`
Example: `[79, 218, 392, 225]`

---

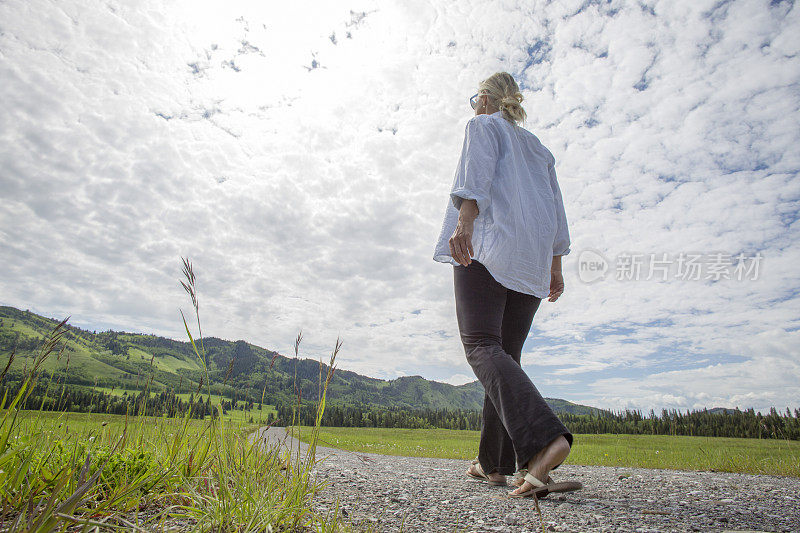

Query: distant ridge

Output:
[0, 305, 606, 416]
[707, 407, 740, 414]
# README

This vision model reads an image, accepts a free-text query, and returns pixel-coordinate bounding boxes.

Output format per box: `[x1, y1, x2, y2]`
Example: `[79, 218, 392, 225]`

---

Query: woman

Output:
[432, 72, 581, 498]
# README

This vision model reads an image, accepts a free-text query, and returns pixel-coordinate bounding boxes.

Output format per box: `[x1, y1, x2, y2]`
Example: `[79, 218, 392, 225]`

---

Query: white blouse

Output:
[432, 110, 571, 298]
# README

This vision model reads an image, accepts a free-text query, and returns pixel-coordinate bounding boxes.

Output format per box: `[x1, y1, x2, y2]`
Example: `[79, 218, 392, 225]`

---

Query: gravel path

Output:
[251, 426, 800, 533]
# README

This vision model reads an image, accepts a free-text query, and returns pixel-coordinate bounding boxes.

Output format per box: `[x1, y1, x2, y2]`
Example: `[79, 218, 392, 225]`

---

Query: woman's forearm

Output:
[551, 254, 562, 272]
[458, 198, 480, 222]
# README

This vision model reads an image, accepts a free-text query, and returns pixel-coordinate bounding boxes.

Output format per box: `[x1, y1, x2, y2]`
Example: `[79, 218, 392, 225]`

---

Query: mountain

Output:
[0, 305, 606, 416]
[707, 407, 739, 415]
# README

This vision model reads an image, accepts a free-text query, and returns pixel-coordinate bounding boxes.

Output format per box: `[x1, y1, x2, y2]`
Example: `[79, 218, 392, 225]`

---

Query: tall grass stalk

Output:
[176, 256, 346, 532]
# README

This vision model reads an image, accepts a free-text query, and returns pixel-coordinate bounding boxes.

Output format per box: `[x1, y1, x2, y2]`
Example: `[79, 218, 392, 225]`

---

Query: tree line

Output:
[276, 401, 483, 430]
[277, 401, 800, 440]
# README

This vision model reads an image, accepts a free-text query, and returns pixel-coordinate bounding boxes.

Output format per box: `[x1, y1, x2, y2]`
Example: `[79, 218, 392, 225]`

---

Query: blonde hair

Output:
[478, 72, 527, 127]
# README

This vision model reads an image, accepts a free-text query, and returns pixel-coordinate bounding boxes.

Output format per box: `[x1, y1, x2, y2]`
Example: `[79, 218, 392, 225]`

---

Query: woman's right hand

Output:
[449, 218, 475, 267]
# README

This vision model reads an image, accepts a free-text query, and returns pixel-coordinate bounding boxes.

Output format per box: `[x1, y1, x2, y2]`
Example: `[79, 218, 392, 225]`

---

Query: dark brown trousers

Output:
[454, 259, 573, 475]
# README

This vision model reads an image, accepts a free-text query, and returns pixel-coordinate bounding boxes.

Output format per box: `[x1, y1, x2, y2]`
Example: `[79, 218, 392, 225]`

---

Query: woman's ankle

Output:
[526, 435, 570, 479]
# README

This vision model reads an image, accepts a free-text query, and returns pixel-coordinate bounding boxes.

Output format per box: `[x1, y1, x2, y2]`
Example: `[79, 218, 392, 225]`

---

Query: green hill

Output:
[0, 305, 605, 416]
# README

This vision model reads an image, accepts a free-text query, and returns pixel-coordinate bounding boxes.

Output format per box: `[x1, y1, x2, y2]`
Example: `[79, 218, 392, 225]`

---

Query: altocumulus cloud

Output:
[0, 0, 798, 413]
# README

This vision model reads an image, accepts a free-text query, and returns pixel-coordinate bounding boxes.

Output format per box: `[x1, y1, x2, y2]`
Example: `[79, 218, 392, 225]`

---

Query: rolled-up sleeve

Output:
[449, 117, 499, 216]
[549, 162, 571, 256]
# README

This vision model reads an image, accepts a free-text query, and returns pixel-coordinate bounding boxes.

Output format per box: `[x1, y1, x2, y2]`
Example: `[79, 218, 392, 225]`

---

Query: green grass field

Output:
[12, 409, 256, 447]
[3, 342, 128, 379]
[125, 347, 202, 372]
[15, 409, 262, 436]
[290, 426, 800, 477]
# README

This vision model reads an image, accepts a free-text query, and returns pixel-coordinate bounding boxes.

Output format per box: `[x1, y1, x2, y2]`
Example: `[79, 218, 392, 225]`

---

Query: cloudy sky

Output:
[1, 0, 798, 413]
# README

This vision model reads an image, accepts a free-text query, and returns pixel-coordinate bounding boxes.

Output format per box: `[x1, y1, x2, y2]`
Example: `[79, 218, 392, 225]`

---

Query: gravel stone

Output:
[252, 427, 800, 532]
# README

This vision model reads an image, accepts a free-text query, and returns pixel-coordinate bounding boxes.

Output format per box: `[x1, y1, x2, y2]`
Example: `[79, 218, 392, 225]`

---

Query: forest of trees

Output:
[558, 407, 800, 439]
[276, 400, 800, 440]
[276, 401, 483, 430]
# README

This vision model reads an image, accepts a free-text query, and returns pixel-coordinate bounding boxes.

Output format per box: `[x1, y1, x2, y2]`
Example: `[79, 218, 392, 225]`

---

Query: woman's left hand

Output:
[548, 271, 564, 302]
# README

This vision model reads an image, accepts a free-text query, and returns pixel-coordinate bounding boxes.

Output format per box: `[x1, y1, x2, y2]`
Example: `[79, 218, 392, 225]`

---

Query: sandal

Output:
[466, 462, 507, 486]
[513, 470, 553, 487]
[508, 472, 582, 499]
[512, 469, 554, 498]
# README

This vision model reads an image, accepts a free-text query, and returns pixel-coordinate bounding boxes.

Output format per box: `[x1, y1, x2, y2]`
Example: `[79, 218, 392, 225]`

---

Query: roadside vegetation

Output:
[0, 258, 354, 532]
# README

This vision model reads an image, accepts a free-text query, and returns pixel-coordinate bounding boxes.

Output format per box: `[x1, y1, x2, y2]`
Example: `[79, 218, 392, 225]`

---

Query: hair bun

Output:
[479, 72, 527, 126]
[499, 93, 522, 107]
